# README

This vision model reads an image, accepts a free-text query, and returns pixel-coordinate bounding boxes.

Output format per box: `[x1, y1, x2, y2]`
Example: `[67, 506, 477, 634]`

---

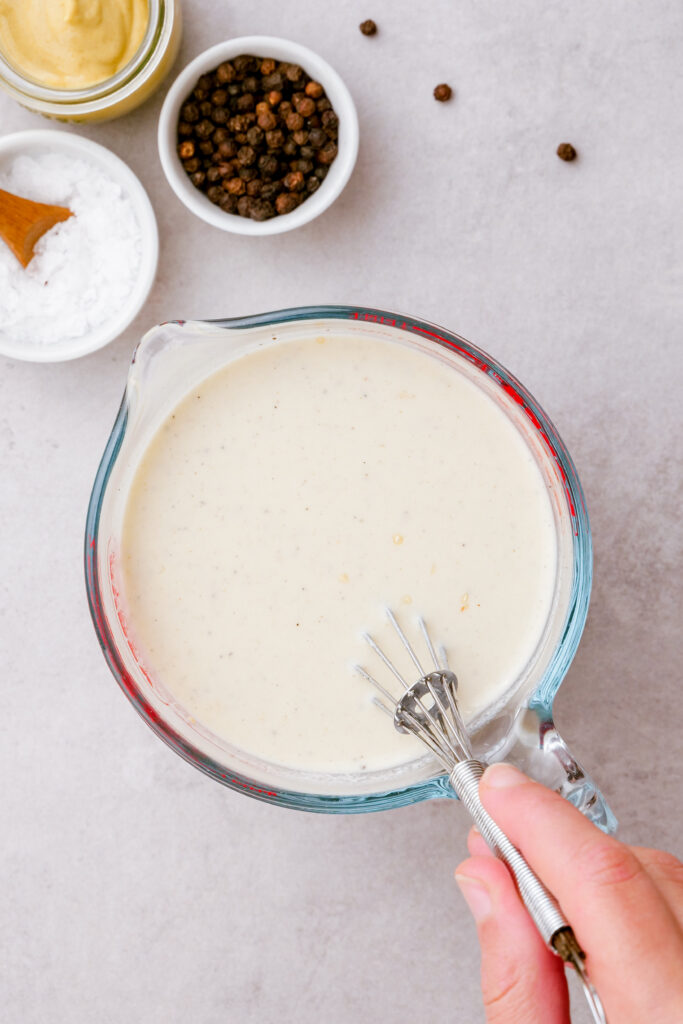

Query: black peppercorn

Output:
[308, 127, 327, 149]
[284, 170, 305, 191]
[557, 142, 577, 161]
[246, 125, 264, 147]
[183, 157, 201, 173]
[258, 153, 279, 179]
[321, 109, 338, 132]
[181, 102, 199, 122]
[178, 121, 193, 136]
[236, 93, 255, 111]
[359, 19, 377, 35]
[306, 175, 321, 193]
[260, 181, 282, 200]
[276, 192, 300, 214]
[234, 55, 259, 76]
[263, 72, 284, 92]
[229, 114, 253, 132]
[207, 185, 224, 204]
[236, 145, 256, 166]
[257, 110, 278, 131]
[296, 96, 316, 118]
[196, 119, 215, 139]
[305, 81, 324, 99]
[220, 194, 238, 213]
[224, 177, 245, 195]
[199, 140, 214, 156]
[285, 111, 304, 131]
[237, 195, 253, 217]
[317, 140, 338, 165]
[216, 62, 235, 83]
[190, 170, 206, 187]
[433, 83, 452, 102]
[265, 128, 285, 148]
[260, 58, 277, 75]
[249, 198, 275, 221]
[217, 138, 238, 158]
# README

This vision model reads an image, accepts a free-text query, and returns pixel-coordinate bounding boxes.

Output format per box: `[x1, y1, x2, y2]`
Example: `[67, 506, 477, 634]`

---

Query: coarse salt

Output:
[0, 151, 143, 347]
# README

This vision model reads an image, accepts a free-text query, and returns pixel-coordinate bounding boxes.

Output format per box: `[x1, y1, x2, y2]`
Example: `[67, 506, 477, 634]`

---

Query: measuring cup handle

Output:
[501, 709, 617, 833]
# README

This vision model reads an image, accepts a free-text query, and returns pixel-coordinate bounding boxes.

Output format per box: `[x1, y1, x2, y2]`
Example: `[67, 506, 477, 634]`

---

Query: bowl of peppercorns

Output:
[158, 37, 359, 234]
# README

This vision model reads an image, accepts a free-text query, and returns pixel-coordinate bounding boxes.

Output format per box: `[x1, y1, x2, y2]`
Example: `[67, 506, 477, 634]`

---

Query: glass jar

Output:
[0, 0, 182, 122]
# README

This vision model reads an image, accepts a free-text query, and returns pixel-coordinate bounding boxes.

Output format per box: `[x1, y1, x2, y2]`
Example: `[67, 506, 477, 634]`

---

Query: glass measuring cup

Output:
[85, 305, 616, 830]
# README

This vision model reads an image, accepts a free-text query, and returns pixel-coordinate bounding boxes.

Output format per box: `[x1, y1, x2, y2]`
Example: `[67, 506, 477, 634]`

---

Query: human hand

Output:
[455, 763, 683, 1023]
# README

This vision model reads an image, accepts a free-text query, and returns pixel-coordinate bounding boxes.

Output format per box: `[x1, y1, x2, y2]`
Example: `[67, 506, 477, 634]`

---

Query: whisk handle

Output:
[450, 759, 567, 940]
[450, 760, 607, 1024]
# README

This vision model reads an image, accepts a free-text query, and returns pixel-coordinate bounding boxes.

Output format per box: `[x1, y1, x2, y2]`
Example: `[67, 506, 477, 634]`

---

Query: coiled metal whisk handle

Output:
[450, 759, 607, 1024]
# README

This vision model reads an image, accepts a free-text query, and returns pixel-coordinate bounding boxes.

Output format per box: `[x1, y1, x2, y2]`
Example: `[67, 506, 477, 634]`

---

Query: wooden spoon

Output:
[0, 187, 73, 268]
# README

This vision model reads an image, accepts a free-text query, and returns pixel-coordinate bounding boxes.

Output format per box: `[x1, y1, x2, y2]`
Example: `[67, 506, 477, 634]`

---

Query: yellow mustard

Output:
[0, 0, 149, 90]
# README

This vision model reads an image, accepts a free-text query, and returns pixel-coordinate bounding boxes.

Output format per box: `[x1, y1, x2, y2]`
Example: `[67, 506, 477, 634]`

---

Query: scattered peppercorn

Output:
[359, 19, 377, 35]
[556, 142, 577, 161]
[433, 83, 452, 102]
[176, 56, 340, 220]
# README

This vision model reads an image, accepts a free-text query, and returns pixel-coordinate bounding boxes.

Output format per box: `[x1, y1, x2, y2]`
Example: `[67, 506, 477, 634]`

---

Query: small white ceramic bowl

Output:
[0, 130, 158, 363]
[158, 37, 359, 235]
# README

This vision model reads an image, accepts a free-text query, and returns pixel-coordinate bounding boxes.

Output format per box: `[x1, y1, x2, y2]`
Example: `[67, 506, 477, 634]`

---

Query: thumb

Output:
[456, 855, 569, 1024]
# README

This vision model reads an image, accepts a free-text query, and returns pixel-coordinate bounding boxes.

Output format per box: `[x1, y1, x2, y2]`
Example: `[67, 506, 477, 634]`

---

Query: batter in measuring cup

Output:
[120, 334, 557, 775]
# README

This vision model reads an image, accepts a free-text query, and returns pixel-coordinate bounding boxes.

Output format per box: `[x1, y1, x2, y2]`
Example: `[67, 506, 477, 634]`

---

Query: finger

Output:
[631, 846, 683, 927]
[456, 855, 569, 1024]
[479, 763, 683, 1022]
[468, 825, 495, 859]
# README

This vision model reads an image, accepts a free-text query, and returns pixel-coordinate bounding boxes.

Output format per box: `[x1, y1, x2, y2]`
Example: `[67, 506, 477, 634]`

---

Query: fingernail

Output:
[455, 874, 492, 922]
[482, 762, 526, 789]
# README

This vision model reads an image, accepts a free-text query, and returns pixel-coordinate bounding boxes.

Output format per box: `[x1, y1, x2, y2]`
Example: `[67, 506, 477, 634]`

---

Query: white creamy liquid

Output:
[121, 334, 557, 776]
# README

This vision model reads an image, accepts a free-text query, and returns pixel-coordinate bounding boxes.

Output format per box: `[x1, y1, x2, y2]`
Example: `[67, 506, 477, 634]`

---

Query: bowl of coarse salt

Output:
[0, 130, 158, 362]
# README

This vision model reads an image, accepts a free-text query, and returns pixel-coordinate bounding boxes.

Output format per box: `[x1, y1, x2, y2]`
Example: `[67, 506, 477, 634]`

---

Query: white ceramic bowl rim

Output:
[158, 36, 359, 236]
[0, 129, 159, 363]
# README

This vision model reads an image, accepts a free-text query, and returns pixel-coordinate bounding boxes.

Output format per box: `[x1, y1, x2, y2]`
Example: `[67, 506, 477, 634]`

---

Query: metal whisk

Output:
[355, 608, 607, 1024]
